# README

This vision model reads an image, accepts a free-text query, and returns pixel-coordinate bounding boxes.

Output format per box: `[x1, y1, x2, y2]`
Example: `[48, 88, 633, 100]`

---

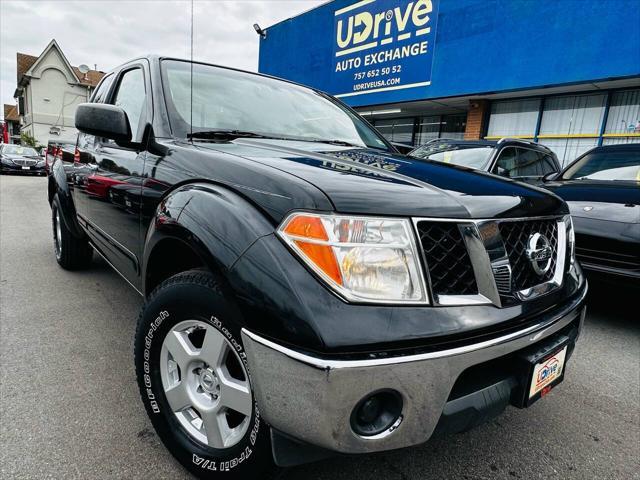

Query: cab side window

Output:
[494, 148, 558, 178]
[513, 148, 544, 177]
[112, 68, 146, 139]
[90, 74, 114, 104]
[493, 147, 518, 177]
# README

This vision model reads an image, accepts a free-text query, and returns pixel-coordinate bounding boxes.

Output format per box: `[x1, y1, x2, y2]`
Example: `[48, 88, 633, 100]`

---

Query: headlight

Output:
[277, 212, 428, 303]
[566, 215, 576, 265]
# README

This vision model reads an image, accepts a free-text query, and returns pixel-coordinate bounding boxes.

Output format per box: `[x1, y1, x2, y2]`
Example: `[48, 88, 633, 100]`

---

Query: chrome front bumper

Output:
[241, 288, 587, 454]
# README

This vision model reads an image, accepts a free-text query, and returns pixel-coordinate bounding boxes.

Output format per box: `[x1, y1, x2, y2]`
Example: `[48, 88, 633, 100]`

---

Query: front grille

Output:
[499, 219, 558, 291]
[414, 217, 564, 303]
[416, 221, 478, 295]
[14, 159, 37, 167]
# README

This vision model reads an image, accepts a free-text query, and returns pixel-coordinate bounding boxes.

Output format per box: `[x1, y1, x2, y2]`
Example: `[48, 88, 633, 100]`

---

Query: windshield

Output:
[2, 145, 38, 156]
[411, 144, 494, 169]
[562, 150, 640, 181]
[161, 60, 390, 150]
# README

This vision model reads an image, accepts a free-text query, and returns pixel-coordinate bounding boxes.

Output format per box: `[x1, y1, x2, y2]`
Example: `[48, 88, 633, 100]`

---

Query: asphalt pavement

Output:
[1, 174, 639, 479]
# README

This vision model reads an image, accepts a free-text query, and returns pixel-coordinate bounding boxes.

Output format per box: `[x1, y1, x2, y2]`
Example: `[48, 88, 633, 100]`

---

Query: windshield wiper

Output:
[188, 130, 366, 149]
[187, 130, 286, 141]
[299, 138, 364, 148]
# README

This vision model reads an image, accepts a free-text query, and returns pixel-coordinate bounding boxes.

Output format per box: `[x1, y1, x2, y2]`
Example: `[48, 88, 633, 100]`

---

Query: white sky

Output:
[0, 0, 326, 117]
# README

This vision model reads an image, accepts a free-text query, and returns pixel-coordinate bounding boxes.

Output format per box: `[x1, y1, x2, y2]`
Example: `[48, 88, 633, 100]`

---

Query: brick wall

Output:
[464, 100, 489, 140]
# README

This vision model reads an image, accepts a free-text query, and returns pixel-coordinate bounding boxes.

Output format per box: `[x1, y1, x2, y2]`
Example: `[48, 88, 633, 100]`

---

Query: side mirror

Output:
[75, 103, 131, 143]
[542, 171, 558, 182]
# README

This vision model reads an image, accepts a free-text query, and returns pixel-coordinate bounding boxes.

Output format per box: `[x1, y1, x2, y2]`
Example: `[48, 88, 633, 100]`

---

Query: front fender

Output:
[143, 182, 274, 295]
[49, 160, 85, 238]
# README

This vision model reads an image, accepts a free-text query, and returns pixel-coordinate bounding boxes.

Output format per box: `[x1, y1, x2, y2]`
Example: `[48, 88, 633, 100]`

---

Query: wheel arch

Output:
[142, 182, 274, 298]
[49, 160, 85, 238]
[144, 236, 210, 296]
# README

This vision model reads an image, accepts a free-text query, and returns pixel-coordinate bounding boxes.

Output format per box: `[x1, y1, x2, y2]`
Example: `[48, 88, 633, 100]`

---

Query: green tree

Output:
[20, 131, 43, 149]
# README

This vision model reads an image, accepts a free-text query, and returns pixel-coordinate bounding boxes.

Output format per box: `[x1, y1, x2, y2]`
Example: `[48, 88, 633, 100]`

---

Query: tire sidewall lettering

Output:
[143, 309, 169, 414]
[142, 308, 263, 473]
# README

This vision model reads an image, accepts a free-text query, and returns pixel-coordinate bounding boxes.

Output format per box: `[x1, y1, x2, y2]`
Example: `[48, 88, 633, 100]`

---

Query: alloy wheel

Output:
[160, 319, 253, 449]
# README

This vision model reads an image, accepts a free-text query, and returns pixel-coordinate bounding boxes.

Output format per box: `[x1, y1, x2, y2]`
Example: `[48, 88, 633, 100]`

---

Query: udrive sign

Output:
[332, 0, 439, 99]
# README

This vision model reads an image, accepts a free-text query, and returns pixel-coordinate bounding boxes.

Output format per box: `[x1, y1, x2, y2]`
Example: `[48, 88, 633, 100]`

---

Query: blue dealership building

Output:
[258, 0, 640, 165]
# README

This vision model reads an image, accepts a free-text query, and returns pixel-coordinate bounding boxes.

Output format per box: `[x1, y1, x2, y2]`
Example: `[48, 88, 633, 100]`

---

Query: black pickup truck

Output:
[48, 56, 587, 479]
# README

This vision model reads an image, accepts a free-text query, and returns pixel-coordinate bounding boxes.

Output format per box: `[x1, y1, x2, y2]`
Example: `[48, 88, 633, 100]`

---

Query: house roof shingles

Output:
[72, 67, 105, 87]
[3, 104, 19, 122]
[16, 53, 38, 83]
[16, 51, 105, 88]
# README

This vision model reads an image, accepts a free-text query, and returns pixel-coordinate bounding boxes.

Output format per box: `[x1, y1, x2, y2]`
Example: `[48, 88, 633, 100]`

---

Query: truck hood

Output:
[195, 138, 567, 220]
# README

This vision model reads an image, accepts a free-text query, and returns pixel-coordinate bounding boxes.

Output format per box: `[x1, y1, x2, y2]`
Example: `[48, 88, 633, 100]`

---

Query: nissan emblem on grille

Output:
[526, 233, 553, 275]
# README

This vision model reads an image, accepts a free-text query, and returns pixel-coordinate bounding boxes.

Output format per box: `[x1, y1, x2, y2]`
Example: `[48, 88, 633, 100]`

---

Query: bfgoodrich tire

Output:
[134, 270, 275, 479]
[51, 194, 93, 270]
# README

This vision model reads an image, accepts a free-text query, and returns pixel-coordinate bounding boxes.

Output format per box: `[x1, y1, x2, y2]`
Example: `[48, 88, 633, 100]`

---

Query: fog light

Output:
[350, 390, 403, 437]
[357, 396, 382, 424]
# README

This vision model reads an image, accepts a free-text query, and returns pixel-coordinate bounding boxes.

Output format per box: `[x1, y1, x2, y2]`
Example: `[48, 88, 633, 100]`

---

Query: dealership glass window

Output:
[412, 114, 467, 146]
[538, 93, 613, 165]
[604, 89, 640, 134]
[373, 118, 414, 144]
[539, 138, 599, 166]
[487, 99, 540, 138]
[537, 94, 605, 166]
[602, 137, 640, 146]
[440, 114, 466, 141]
[415, 116, 440, 144]
[539, 94, 606, 136]
[484, 89, 640, 166]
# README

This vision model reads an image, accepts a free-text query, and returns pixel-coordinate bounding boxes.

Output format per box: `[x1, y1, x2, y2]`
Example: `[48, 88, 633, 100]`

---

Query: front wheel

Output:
[134, 270, 275, 479]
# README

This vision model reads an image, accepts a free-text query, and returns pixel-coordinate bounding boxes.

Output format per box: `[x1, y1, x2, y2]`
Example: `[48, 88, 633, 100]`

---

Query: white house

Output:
[13, 39, 105, 145]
